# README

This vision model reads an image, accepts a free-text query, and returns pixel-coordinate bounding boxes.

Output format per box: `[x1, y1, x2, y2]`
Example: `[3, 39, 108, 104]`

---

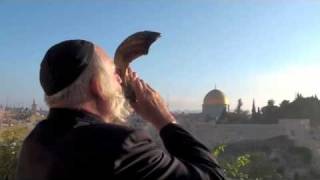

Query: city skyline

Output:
[1, 0, 319, 111]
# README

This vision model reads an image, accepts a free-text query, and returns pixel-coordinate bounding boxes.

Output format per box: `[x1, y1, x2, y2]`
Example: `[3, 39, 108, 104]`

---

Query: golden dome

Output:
[203, 89, 228, 105]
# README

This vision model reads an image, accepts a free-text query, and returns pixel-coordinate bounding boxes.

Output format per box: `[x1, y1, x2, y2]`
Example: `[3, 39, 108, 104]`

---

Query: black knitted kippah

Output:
[40, 40, 94, 96]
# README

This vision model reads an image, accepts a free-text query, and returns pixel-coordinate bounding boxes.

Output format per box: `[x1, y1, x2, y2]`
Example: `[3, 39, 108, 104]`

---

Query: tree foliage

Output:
[0, 125, 29, 180]
[213, 145, 251, 179]
[236, 99, 243, 114]
[278, 94, 320, 125]
[213, 144, 289, 180]
[245, 94, 320, 125]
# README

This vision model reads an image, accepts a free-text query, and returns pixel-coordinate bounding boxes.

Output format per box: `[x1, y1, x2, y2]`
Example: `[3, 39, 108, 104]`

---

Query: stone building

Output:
[31, 99, 37, 114]
[202, 88, 229, 121]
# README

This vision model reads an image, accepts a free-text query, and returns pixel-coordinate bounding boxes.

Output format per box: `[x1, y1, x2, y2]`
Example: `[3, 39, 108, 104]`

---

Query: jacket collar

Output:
[47, 108, 105, 128]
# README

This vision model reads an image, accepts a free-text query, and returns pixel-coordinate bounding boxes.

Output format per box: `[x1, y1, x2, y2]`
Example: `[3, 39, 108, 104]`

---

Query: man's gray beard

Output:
[107, 89, 132, 124]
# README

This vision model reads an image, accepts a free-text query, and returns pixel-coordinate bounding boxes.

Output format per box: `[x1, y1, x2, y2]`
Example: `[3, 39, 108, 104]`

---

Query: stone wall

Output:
[177, 118, 311, 150]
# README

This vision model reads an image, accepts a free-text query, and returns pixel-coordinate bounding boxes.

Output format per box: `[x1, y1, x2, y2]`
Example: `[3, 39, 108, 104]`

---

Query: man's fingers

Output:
[128, 69, 133, 81]
[146, 83, 156, 93]
[142, 81, 156, 94]
[138, 80, 144, 91]
[141, 80, 154, 95]
[132, 78, 144, 98]
[132, 72, 137, 80]
[127, 69, 138, 88]
[141, 80, 147, 89]
[127, 68, 138, 82]
[130, 71, 137, 81]
[127, 68, 132, 80]
[131, 77, 156, 101]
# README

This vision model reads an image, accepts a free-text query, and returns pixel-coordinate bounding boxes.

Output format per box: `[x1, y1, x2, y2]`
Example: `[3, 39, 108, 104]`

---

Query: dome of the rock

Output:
[203, 89, 228, 105]
[202, 88, 229, 121]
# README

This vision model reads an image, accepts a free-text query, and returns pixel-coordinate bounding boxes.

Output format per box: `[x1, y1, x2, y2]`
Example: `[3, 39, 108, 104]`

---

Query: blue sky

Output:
[0, 0, 320, 111]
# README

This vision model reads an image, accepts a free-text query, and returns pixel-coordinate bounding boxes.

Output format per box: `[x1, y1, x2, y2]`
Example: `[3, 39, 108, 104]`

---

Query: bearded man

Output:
[16, 40, 226, 180]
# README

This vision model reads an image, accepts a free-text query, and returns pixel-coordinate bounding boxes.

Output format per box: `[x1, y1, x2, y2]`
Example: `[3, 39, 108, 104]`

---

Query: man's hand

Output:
[127, 69, 176, 130]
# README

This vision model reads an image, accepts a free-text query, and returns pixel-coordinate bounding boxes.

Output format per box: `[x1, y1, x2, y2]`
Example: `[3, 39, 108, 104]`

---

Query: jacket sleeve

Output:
[113, 123, 226, 180]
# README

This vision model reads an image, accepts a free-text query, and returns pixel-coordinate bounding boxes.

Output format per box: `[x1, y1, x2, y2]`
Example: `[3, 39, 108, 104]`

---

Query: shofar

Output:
[114, 31, 161, 102]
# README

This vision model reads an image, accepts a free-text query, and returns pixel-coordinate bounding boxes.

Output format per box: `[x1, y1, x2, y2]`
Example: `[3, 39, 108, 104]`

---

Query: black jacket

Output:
[16, 108, 226, 180]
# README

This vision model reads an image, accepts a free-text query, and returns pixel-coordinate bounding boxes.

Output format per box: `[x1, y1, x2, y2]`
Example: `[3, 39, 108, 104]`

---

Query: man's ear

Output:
[90, 76, 103, 99]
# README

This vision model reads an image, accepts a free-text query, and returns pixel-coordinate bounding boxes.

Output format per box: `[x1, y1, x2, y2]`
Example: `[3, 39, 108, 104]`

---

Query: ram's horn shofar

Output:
[114, 31, 161, 102]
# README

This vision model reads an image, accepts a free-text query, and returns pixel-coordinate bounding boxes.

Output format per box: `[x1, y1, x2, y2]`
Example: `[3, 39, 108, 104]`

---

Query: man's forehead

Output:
[94, 45, 110, 58]
[94, 45, 115, 68]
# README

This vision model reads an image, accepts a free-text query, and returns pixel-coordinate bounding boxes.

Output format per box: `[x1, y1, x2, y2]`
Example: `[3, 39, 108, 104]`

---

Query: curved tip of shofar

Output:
[114, 31, 161, 79]
[114, 31, 161, 101]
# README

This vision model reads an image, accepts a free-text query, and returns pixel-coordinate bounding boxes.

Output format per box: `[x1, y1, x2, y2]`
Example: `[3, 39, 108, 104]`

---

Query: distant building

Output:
[0, 105, 3, 128]
[31, 99, 37, 114]
[202, 88, 229, 121]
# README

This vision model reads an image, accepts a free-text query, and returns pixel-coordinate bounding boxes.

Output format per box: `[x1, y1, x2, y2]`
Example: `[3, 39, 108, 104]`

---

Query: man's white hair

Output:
[45, 52, 131, 122]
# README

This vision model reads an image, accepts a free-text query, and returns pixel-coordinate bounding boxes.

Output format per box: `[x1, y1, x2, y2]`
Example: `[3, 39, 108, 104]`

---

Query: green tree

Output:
[278, 95, 320, 126]
[213, 145, 284, 180]
[0, 125, 29, 180]
[213, 145, 251, 179]
[242, 152, 282, 180]
[236, 99, 243, 114]
[261, 99, 279, 123]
